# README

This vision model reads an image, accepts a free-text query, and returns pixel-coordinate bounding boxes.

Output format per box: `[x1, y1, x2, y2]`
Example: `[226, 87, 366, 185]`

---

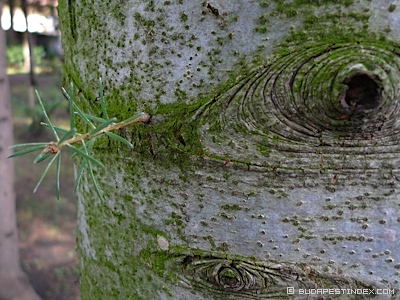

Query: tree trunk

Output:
[6, 0, 18, 44]
[0, 1, 41, 300]
[58, 1, 400, 298]
[21, 0, 37, 86]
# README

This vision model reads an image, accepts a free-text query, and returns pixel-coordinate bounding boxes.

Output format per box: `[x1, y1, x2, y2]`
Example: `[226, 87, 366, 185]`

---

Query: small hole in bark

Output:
[342, 72, 382, 112]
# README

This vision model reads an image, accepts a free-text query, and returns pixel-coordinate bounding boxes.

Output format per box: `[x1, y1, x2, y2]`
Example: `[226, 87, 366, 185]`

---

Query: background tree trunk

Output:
[6, 0, 18, 44]
[0, 1, 41, 299]
[20, 0, 37, 111]
[58, 1, 400, 298]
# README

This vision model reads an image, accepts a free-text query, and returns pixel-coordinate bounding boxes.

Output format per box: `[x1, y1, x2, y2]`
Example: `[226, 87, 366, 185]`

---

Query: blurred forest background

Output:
[2, 1, 79, 299]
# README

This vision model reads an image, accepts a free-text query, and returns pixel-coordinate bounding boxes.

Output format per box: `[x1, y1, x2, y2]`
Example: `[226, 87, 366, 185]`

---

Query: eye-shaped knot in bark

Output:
[193, 259, 265, 293]
[178, 256, 377, 298]
[193, 42, 400, 172]
[341, 72, 383, 114]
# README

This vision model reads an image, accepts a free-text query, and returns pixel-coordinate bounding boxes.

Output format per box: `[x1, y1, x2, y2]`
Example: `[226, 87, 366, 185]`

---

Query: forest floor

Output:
[9, 74, 80, 300]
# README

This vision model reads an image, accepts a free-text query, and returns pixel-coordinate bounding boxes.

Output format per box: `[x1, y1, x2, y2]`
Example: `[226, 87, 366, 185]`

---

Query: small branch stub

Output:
[138, 112, 151, 124]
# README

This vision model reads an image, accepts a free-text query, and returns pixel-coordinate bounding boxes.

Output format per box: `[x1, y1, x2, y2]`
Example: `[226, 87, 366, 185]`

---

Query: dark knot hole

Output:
[218, 267, 241, 287]
[342, 72, 382, 112]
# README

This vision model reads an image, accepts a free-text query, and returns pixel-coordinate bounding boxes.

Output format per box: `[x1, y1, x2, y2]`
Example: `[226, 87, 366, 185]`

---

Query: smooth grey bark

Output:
[0, 1, 41, 299]
[58, 0, 400, 299]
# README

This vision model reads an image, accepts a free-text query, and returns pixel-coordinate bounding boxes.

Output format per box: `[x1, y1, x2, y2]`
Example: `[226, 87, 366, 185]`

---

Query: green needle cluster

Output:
[8, 78, 149, 201]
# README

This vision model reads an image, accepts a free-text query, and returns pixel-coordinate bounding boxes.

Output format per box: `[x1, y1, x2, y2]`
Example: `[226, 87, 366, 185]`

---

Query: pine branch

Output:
[8, 79, 150, 201]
